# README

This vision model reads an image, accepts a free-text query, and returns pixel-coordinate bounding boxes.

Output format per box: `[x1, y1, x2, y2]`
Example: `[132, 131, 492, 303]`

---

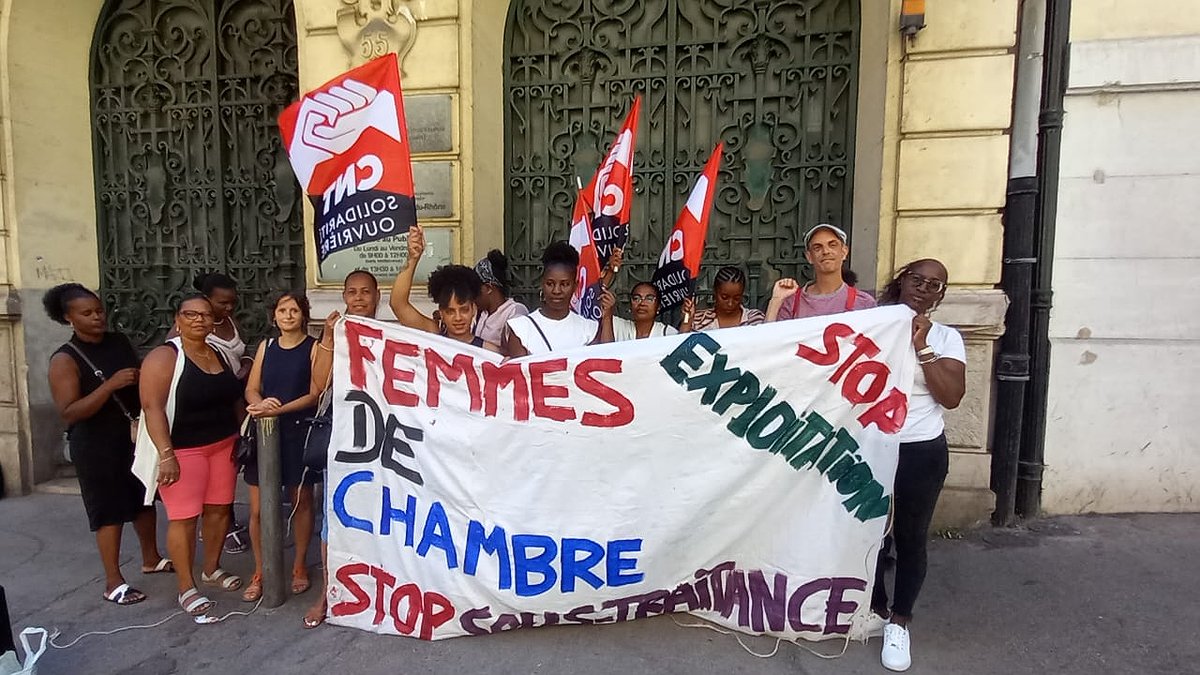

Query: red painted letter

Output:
[576, 359, 635, 428]
[530, 358, 575, 422]
[331, 563, 371, 617]
[421, 590, 456, 640]
[346, 321, 383, 389]
[857, 387, 909, 434]
[842, 361, 889, 405]
[829, 333, 881, 385]
[482, 361, 530, 421]
[382, 339, 421, 407]
[796, 323, 854, 366]
[425, 349, 482, 411]
[390, 582, 422, 635]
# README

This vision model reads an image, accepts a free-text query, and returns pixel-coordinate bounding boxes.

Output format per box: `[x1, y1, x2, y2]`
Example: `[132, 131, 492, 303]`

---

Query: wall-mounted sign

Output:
[318, 226, 453, 283]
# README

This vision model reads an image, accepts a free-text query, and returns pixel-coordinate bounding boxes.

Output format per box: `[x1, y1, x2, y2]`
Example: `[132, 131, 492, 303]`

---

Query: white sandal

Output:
[102, 583, 146, 606]
[178, 588, 213, 616]
[200, 568, 243, 592]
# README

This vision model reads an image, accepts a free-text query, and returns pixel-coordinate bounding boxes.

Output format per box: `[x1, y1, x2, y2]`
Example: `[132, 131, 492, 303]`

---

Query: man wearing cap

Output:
[767, 223, 876, 321]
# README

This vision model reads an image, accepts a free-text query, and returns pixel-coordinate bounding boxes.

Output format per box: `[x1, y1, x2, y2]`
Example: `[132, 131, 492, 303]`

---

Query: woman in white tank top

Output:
[190, 273, 251, 380]
[503, 241, 611, 356]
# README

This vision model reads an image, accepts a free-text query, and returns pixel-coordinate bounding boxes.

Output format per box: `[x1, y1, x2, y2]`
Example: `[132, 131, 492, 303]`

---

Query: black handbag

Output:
[235, 416, 257, 470]
[302, 372, 334, 473]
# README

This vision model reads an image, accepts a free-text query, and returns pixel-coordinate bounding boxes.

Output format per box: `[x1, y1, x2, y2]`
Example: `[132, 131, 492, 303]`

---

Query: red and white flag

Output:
[278, 53, 416, 261]
[580, 97, 641, 266]
[653, 143, 723, 310]
[569, 190, 605, 320]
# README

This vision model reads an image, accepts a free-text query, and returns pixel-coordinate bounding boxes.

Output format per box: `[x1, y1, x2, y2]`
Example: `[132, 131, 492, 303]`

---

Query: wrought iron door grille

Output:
[91, 0, 303, 349]
[504, 0, 859, 310]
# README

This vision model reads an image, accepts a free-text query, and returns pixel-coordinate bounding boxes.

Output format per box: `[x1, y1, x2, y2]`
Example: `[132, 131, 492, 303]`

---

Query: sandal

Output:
[200, 568, 243, 592]
[291, 569, 311, 595]
[103, 583, 146, 606]
[178, 588, 214, 616]
[141, 558, 174, 575]
[302, 599, 327, 629]
[242, 573, 263, 603]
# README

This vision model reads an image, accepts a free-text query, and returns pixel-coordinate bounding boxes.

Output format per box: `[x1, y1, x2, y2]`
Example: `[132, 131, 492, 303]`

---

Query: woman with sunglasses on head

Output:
[870, 259, 966, 672]
[679, 266, 765, 333]
[44, 284, 170, 607]
[140, 295, 246, 618]
[240, 291, 321, 603]
[603, 281, 678, 341]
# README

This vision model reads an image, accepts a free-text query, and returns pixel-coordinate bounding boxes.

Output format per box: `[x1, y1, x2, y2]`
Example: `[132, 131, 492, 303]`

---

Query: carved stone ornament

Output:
[338, 0, 418, 71]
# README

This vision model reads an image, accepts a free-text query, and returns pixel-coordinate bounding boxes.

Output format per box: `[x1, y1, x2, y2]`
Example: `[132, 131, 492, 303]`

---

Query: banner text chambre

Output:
[344, 320, 635, 427]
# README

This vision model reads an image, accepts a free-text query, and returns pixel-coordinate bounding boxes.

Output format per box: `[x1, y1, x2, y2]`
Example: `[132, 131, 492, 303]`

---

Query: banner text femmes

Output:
[345, 321, 634, 426]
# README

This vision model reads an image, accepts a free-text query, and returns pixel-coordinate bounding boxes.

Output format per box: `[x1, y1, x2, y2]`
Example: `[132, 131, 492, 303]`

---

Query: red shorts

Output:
[159, 435, 238, 521]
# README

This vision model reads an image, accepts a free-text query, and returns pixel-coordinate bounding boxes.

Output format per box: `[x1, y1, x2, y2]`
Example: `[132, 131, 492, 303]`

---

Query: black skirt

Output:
[71, 423, 150, 531]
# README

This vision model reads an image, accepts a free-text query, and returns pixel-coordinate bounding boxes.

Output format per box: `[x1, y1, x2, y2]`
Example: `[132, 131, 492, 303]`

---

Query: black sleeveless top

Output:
[54, 333, 139, 444]
[170, 344, 244, 448]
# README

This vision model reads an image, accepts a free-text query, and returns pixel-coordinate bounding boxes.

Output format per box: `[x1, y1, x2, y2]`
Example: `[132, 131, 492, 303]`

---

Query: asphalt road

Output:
[3, 492, 1198, 674]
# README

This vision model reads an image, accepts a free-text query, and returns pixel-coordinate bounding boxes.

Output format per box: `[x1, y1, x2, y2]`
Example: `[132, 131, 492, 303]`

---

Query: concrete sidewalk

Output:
[2, 492, 1197, 675]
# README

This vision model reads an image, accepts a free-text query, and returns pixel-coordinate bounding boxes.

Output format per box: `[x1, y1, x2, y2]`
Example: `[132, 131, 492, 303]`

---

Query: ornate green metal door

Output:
[90, 0, 303, 348]
[504, 0, 859, 308]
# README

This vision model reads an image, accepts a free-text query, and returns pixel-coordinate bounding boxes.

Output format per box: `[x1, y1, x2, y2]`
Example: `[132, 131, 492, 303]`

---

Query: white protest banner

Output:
[326, 305, 916, 641]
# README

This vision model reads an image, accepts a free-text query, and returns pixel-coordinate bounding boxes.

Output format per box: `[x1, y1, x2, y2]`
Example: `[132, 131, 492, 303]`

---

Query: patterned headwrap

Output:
[474, 257, 503, 292]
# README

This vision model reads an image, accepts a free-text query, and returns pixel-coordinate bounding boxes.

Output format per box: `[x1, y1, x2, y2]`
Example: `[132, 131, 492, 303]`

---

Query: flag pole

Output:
[576, 177, 607, 290]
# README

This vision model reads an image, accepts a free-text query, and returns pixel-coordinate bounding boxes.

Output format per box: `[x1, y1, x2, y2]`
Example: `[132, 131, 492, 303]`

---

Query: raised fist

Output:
[288, 79, 403, 190]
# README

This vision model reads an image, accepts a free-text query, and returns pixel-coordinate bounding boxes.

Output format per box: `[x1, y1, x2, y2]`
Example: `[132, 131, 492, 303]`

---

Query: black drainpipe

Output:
[993, 0, 1070, 525]
[1015, 0, 1071, 519]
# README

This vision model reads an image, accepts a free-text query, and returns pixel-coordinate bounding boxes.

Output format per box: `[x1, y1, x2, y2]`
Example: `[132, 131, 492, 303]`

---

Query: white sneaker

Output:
[881, 622, 912, 672]
[849, 611, 889, 641]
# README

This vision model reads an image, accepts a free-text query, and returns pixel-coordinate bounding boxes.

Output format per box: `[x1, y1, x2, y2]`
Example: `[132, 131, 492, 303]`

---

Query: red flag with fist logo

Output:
[581, 97, 641, 267]
[569, 190, 605, 320]
[653, 143, 723, 310]
[278, 53, 417, 261]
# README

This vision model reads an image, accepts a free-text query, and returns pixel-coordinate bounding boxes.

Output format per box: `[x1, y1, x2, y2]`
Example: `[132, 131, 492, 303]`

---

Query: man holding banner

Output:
[767, 224, 877, 321]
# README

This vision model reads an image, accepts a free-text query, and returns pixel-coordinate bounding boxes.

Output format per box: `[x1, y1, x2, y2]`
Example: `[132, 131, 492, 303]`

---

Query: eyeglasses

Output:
[902, 272, 947, 294]
[629, 294, 658, 304]
[179, 310, 215, 322]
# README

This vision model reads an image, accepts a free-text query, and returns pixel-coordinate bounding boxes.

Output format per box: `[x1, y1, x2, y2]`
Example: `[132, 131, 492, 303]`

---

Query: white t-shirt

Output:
[507, 309, 598, 355]
[612, 316, 678, 342]
[899, 321, 967, 444]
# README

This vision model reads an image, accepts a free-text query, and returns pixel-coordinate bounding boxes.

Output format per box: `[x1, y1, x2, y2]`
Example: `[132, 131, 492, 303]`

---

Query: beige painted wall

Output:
[1044, 4, 1200, 514]
[1070, 0, 1200, 41]
[2, 0, 106, 487]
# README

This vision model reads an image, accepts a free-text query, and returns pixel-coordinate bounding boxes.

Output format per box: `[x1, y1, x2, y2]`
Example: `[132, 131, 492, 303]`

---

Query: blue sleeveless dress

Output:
[244, 335, 318, 487]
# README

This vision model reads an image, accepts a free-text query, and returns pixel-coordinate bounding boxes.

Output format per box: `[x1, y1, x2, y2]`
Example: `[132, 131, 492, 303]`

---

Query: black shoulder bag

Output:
[302, 361, 334, 473]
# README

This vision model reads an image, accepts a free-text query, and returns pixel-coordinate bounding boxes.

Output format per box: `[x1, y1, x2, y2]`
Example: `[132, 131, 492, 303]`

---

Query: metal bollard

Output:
[256, 416, 287, 608]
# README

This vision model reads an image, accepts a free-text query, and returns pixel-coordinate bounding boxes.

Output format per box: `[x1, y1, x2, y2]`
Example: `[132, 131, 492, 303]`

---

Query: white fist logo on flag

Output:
[289, 79, 403, 190]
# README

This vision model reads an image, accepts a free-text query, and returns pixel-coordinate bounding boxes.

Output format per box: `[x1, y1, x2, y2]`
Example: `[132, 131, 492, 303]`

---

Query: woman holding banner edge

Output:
[389, 223, 500, 351]
[503, 241, 615, 356]
[870, 258, 966, 672]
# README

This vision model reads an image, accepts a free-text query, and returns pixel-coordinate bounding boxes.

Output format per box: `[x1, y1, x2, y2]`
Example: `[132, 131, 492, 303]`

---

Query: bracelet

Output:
[159, 455, 178, 464]
[156, 446, 173, 456]
[916, 346, 935, 358]
[318, 342, 333, 352]
[919, 354, 941, 365]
